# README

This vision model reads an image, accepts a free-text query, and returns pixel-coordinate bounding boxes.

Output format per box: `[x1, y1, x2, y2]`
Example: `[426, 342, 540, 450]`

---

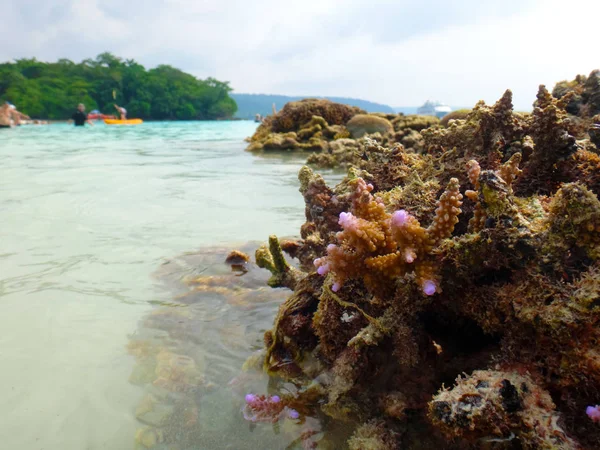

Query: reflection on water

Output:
[129, 243, 332, 449]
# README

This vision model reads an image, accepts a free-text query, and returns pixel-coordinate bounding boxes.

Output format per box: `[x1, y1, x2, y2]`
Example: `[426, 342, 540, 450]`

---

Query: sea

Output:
[0, 121, 343, 449]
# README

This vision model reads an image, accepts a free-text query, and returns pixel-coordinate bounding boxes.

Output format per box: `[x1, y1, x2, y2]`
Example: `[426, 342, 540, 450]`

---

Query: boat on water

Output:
[417, 100, 452, 118]
[89, 110, 115, 121]
[104, 118, 143, 125]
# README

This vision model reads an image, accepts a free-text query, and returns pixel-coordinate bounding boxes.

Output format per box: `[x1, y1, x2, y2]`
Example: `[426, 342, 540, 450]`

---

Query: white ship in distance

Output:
[417, 100, 452, 118]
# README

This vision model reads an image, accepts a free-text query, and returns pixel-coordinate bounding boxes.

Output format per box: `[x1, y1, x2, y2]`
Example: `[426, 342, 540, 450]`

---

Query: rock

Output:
[440, 109, 471, 127]
[270, 99, 362, 133]
[400, 129, 423, 149]
[262, 133, 300, 151]
[590, 122, 600, 149]
[136, 394, 175, 427]
[346, 114, 394, 138]
[322, 124, 348, 139]
[391, 114, 440, 131]
[135, 426, 165, 449]
[583, 70, 600, 116]
[225, 250, 250, 265]
[246, 141, 264, 152]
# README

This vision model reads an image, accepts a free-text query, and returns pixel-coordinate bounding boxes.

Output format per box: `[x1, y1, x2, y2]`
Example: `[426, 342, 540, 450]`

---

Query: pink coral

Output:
[587, 405, 600, 423]
[314, 177, 462, 295]
[242, 393, 286, 423]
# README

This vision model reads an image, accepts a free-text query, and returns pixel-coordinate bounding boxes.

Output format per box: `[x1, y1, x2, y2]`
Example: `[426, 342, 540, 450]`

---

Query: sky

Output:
[2, 0, 599, 110]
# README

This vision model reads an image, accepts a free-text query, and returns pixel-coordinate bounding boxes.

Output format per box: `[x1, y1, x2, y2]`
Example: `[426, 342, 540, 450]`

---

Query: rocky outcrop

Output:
[346, 114, 394, 138]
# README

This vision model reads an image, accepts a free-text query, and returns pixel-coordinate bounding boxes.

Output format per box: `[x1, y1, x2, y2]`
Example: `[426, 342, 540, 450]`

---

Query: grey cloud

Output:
[0, 0, 597, 110]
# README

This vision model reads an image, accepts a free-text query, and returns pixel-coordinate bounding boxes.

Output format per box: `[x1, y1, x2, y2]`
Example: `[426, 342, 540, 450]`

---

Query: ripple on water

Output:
[130, 243, 308, 449]
[0, 121, 340, 449]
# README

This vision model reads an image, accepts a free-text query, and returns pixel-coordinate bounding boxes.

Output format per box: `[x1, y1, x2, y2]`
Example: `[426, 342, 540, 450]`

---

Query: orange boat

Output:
[103, 118, 143, 125]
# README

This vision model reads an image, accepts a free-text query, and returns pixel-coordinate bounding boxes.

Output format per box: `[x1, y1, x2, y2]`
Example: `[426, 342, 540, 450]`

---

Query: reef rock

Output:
[246, 99, 361, 152]
[249, 74, 600, 449]
[552, 69, 600, 117]
[430, 370, 577, 449]
[346, 114, 394, 138]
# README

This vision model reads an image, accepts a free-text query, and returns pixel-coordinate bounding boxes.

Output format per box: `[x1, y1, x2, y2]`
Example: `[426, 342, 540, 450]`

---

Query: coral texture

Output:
[346, 114, 394, 138]
[430, 370, 577, 448]
[246, 71, 600, 449]
[246, 99, 362, 152]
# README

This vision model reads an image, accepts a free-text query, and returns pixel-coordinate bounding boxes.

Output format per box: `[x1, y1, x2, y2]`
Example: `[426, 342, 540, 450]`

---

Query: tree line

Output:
[0, 53, 237, 120]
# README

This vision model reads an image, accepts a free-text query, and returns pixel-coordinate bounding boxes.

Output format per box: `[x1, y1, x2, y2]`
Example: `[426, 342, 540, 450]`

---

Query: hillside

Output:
[0, 53, 237, 120]
[231, 93, 395, 119]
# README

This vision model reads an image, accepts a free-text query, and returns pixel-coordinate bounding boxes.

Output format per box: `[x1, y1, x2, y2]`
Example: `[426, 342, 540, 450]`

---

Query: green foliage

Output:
[0, 53, 237, 120]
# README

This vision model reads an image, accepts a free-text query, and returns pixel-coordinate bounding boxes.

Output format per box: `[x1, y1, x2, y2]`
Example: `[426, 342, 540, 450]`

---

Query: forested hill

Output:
[0, 53, 237, 120]
[231, 93, 395, 118]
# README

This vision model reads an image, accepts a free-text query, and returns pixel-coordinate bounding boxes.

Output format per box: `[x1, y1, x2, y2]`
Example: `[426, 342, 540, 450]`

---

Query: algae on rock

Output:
[248, 76, 600, 449]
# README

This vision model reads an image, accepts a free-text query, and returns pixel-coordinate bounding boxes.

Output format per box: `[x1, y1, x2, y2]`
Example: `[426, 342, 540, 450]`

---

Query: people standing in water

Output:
[69, 103, 94, 126]
[0, 102, 30, 128]
[114, 104, 127, 120]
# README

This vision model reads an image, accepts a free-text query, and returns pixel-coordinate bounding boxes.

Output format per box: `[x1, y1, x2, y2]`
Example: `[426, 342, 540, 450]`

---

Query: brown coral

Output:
[314, 176, 462, 295]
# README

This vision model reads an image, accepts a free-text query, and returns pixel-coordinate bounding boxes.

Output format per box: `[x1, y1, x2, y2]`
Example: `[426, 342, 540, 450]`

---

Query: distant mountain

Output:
[231, 93, 396, 119]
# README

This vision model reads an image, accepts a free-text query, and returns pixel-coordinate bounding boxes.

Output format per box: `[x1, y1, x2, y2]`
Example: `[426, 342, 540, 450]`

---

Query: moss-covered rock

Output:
[440, 109, 471, 127]
[346, 114, 394, 138]
[271, 99, 362, 133]
[246, 100, 362, 153]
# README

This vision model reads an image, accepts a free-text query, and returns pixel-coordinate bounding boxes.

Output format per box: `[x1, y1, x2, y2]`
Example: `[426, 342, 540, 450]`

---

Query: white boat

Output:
[417, 100, 452, 118]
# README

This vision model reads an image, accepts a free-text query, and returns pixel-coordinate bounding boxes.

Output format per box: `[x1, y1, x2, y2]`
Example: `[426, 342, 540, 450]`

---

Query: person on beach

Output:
[69, 103, 93, 126]
[114, 104, 127, 120]
[0, 103, 30, 127]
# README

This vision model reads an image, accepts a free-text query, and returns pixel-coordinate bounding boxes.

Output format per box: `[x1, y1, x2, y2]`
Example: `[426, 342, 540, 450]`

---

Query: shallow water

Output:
[0, 122, 341, 449]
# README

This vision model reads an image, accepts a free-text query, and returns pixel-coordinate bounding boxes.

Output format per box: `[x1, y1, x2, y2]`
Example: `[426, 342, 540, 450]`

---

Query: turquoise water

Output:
[0, 122, 339, 449]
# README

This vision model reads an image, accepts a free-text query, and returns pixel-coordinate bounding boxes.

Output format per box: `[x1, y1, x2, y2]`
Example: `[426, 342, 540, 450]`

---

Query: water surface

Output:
[0, 121, 337, 449]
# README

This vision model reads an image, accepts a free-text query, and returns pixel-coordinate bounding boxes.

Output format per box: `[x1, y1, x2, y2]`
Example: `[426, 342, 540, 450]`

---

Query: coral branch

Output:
[256, 235, 305, 289]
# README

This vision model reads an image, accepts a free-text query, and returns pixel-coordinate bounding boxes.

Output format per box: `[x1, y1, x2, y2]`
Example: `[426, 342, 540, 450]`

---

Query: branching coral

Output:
[242, 393, 288, 423]
[314, 177, 462, 295]
[256, 235, 305, 289]
[515, 86, 579, 195]
[464, 153, 524, 232]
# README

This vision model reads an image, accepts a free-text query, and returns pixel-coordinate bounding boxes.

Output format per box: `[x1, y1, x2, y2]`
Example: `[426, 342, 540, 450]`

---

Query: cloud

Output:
[1, 0, 598, 109]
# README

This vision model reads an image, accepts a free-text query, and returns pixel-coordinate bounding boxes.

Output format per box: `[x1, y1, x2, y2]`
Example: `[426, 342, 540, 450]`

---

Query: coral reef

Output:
[589, 120, 600, 149]
[429, 370, 577, 448]
[346, 114, 394, 138]
[347, 421, 399, 450]
[440, 109, 471, 127]
[420, 86, 595, 196]
[313, 176, 462, 295]
[247, 73, 600, 449]
[130, 243, 311, 449]
[246, 99, 361, 152]
[245, 96, 443, 173]
[242, 393, 287, 423]
[553, 69, 600, 118]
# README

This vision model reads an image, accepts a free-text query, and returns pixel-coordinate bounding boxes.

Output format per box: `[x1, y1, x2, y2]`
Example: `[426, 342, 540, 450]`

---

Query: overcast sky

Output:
[2, 0, 598, 110]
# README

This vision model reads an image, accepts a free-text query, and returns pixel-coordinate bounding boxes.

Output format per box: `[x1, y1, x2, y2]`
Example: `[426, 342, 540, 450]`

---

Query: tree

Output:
[0, 53, 238, 120]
